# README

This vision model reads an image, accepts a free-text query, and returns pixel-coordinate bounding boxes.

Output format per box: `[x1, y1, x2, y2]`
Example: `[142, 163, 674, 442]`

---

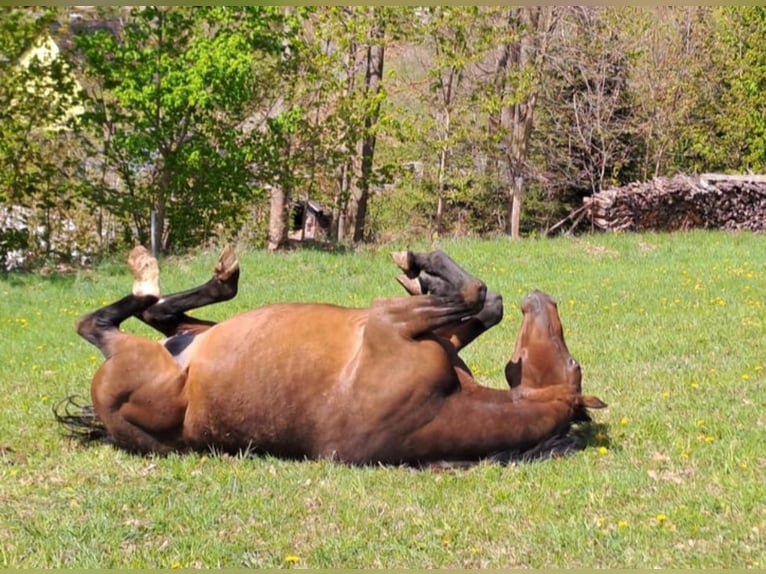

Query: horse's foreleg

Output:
[378, 250, 487, 339]
[390, 250, 498, 347]
[439, 290, 503, 351]
[136, 245, 240, 337]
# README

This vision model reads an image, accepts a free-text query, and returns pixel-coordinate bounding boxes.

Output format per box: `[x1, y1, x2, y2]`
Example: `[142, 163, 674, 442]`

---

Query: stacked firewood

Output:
[582, 174, 766, 232]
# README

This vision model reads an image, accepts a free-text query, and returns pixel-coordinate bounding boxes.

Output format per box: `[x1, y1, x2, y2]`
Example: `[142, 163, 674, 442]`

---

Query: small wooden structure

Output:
[289, 199, 331, 240]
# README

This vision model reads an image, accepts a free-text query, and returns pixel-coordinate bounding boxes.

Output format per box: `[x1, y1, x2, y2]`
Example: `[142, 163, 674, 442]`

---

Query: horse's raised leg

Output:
[135, 244, 240, 337]
[74, 247, 189, 454]
[376, 249, 488, 340]
[392, 250, 503, 350]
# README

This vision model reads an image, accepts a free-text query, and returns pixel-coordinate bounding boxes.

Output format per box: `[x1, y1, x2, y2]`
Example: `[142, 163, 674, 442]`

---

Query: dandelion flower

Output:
[597, 446, 608, 456]
[656, 514, 668, 523]
[285, 555, 301, 564]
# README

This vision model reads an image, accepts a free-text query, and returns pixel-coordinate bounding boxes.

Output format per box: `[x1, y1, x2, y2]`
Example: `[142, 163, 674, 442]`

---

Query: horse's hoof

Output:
[395, 274, 422, 296]
[215, 244, 239, 282]
[128, 246, 160, 298]
[391, 251, 420, 278]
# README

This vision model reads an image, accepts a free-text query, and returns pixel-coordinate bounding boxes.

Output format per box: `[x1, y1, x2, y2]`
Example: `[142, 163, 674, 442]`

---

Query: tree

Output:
[73, 6, 292, 254]
[0, 7, 88, 267]
[539, 7, 635, 200]
[698, 7, 766, 173]
[296, 7, 394, 244]
[413, 6, 489, 235]
[489, 7, 556, 238]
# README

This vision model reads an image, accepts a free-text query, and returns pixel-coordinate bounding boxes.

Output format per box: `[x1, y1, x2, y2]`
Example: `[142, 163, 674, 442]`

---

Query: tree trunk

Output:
[435, 144, 448, 235]
[353, 16, 385, 244]
[495, 7, 555, 238]
[335, 159, 352, 242]
[334, 34, 358, 243]
[267, 185, 286, 252]
[151, 164, 169, 256]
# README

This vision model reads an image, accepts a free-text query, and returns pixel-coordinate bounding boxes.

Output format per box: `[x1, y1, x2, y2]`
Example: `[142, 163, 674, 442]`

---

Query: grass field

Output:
[1, 230, 764, 568]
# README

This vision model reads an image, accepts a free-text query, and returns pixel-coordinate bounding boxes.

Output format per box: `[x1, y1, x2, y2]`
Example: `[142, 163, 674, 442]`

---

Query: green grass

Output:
[1, 230, 764, 568]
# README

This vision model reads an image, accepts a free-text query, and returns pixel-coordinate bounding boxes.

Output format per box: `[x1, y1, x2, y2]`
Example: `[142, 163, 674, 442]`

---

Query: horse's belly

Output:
[180, 304, 365, 457]
[179, 303, 458, 463]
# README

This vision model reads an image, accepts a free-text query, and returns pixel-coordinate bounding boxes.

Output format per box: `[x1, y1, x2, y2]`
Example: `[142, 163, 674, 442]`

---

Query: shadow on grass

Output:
[283, 238, 351, 254]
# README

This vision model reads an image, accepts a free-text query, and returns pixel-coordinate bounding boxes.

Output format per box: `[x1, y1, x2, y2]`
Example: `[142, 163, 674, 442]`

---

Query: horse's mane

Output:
[488, 407, 605, 464]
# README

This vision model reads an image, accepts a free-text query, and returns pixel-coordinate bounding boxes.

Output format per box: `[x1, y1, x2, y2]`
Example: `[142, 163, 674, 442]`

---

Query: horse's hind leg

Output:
[135, 245, 240, 337]
[76, 246, 162, 358]
[75, 248, 189, 453]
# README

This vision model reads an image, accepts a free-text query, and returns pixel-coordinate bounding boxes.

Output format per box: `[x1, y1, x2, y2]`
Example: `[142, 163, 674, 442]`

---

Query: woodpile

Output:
[580, 173, 766, 233]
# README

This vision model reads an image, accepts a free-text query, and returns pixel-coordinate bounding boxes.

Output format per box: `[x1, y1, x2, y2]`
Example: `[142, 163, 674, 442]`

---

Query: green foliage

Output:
[704, 7, 766, 172]
[73, 7, 292, 252]
[0, 7, 91, 267]
[1, 231, 764, 567]
[8, 7, 766, 260]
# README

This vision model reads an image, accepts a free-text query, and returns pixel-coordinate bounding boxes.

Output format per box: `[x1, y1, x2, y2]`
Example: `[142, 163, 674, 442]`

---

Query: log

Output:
[579, 173, 766, 233]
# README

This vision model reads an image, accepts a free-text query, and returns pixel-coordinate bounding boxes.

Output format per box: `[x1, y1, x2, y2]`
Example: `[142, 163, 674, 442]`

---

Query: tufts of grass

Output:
[0, 230, 764, 568]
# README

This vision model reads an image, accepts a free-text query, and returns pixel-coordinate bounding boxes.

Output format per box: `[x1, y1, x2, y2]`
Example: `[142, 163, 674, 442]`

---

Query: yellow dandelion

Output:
[285, 555, 300, 564]
[619, 416, 629, 425]
[597, 446, 608, 456]
[690, 382, 698, 389]
[740, 462, 748, 470]
[742, 373, 750, 381]
[680, 452, 689, 460]
[661, 391, 670, 399]
[617, 520, 628, 528]
[656, 514, 668, 523]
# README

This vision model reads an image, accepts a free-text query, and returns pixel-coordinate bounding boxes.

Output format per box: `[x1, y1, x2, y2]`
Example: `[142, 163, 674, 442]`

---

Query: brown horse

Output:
[58, 246, 606, 465]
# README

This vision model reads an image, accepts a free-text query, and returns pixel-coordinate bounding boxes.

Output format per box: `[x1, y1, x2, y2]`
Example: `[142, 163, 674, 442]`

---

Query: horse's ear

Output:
[505, 358, 522, 388]
[579, 395, 607, 409]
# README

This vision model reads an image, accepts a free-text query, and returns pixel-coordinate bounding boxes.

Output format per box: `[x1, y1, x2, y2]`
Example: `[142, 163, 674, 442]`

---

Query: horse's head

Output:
[505, 290, 606, 410]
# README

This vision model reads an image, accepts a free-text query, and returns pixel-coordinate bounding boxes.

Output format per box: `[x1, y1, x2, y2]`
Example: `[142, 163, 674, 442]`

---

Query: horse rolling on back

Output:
[59, 246, 606, 465]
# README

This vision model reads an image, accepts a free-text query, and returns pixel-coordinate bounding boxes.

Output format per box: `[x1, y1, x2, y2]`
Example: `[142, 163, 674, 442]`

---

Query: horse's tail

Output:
[53, 395, 114, 446]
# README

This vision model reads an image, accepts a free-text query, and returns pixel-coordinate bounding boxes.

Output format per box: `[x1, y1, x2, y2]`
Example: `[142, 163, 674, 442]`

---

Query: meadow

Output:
[0, 230, 764, 568]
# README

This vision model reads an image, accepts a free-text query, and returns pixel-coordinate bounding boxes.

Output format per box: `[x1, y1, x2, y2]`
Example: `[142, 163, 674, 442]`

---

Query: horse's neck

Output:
[401, 388, 574, 463]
